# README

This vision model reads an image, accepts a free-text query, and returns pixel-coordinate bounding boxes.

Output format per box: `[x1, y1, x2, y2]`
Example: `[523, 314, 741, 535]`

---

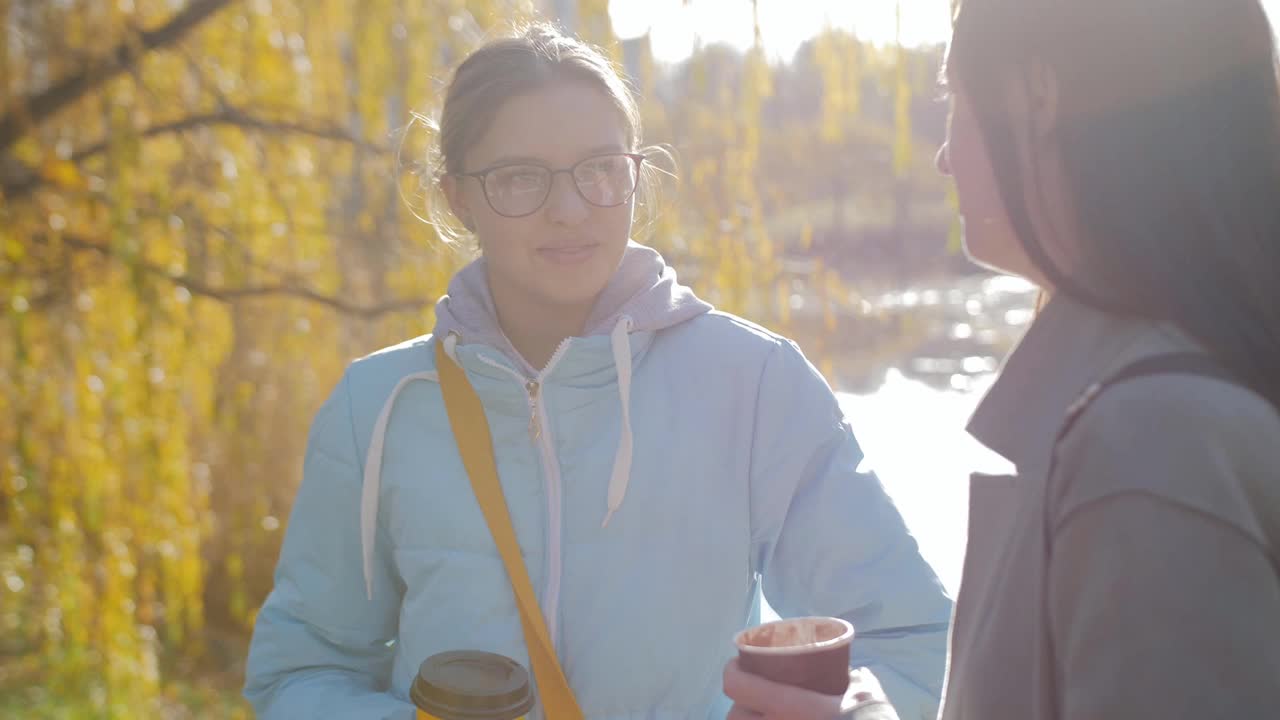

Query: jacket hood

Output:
[432, 241, 712, 375]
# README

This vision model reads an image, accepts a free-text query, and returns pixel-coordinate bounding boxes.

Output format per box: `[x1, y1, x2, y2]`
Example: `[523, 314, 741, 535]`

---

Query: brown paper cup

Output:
[734, 616, 854, 695]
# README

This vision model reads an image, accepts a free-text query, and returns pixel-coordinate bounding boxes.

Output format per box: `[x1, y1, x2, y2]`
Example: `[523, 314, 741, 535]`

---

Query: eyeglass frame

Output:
[452, 152, 647, 219]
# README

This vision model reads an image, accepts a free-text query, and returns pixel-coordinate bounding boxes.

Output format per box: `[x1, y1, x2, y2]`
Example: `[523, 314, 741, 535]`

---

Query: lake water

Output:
[838, 373, 1011, 595]
[759, 374, 1011, 622]
[761, 274, 1036, 619]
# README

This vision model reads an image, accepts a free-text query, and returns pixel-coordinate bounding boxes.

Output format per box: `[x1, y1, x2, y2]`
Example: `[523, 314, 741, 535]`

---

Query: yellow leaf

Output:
[11, 138, 43, 166]
[4, 237, 24, 262]
[42, 159, 87, 190]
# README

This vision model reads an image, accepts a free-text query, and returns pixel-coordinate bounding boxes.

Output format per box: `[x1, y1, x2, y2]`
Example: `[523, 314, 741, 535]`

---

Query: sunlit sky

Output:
[609, 0, 1280, 64]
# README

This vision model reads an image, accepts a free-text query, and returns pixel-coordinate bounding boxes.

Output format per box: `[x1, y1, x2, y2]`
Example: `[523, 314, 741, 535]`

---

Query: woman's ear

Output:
[441, 174, 476, 231]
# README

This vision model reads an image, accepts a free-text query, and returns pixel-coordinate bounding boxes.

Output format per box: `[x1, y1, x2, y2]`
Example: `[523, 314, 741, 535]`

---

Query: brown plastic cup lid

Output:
[410, 651, 534, 720]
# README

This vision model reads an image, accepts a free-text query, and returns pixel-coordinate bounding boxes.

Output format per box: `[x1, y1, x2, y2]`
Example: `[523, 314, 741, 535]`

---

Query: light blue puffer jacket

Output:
[244, 243, 952, 720]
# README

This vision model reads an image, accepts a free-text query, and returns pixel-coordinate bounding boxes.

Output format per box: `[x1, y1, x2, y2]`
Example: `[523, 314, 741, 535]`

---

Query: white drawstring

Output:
[358, 338, 452, 600]
[602, 316, 634, 528]
[362, 327, 633, 599]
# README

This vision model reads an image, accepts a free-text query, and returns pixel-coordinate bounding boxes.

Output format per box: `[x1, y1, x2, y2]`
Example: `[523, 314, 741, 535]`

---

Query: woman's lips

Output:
[536, 243, 599, 264]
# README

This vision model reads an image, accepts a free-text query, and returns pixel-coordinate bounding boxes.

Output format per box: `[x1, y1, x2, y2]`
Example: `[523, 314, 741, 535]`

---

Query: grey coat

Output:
[940, 295, 1280, 720]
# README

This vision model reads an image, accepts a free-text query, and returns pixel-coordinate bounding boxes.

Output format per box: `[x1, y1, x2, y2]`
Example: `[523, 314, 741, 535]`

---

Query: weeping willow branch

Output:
[55, 233, 431, 319]
[1, 109, 388, 200]
[75, 109, 390, 163]
[0, 0, 236, 154]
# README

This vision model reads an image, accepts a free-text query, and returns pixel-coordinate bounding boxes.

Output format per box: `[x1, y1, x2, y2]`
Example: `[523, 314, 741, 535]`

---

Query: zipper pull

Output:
[526, 381, 541, 442]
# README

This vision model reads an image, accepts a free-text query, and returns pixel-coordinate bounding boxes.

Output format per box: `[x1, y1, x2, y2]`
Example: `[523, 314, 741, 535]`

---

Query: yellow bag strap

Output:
[435, 341, 585, 720]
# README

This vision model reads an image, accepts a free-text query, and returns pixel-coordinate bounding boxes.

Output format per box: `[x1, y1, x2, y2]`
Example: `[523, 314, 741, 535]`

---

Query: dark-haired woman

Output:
[724, 1, 1280, 717]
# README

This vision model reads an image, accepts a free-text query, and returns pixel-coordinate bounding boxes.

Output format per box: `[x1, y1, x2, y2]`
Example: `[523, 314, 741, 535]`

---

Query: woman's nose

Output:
[544, 171, 589, 226]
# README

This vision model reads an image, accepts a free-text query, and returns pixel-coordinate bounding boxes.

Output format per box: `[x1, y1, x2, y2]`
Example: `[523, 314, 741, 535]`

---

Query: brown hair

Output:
[944, 0, 1280, 406]
[417, 23, 670, 246]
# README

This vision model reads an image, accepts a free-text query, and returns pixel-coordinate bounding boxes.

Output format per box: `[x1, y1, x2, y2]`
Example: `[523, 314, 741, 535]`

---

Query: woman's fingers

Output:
[726, 703, 766, 720]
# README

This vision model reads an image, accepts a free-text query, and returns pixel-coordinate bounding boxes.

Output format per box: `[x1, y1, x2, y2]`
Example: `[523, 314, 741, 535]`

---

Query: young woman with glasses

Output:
[243, 24, 952, 720]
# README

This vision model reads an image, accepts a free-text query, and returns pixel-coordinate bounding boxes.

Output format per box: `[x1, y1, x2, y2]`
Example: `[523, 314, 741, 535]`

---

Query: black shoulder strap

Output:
[1096, 352, 1239, 389]
[1039, 351, 1251, 709]
[1057, 352, 1243, 444]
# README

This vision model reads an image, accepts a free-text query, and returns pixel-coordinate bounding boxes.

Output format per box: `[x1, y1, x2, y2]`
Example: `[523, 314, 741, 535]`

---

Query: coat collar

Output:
[966, 293, 1169, 476]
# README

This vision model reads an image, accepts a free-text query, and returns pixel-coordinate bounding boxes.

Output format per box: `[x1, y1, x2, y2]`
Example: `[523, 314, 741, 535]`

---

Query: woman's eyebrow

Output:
[486, 144, 627, 167]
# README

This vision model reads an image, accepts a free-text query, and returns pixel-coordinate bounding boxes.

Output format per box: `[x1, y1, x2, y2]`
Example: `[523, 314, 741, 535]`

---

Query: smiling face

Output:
[444, 81, 636, 322]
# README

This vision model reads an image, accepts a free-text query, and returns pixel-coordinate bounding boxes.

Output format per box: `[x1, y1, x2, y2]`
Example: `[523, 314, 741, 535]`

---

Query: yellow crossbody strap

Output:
[435, 341, 585, 720]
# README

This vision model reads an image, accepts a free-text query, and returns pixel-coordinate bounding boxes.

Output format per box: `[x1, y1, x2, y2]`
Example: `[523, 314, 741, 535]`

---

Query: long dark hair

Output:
[947, 0, 1280, 407]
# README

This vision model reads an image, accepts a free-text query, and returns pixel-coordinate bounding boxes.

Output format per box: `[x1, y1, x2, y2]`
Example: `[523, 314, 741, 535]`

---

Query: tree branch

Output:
[60, 234, 431, 319]
[73, 108, 390, 163]
[0, 0, 236, 154]
[1, 108, 388, 200]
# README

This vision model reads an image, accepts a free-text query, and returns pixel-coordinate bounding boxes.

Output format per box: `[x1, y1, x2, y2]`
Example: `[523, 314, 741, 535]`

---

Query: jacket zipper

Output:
[526, 381, 542, 442]
[476, 339, 572, 651]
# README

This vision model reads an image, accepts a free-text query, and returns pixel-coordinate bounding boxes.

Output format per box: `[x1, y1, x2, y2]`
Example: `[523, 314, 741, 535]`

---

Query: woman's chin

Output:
[960, 226, 1037, 282]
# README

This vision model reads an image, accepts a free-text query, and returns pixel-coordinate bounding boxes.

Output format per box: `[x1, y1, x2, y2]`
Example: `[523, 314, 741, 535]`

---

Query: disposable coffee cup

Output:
[411, 650, 535, 720]
[734, 616, 854, 695]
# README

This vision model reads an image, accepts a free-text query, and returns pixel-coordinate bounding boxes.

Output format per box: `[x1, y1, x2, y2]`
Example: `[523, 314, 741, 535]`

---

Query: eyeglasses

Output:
[456, 152, 646, 218]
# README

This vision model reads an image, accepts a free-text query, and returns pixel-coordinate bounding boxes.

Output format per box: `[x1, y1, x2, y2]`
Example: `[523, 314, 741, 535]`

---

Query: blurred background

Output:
[0, 0, 1049, 716]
